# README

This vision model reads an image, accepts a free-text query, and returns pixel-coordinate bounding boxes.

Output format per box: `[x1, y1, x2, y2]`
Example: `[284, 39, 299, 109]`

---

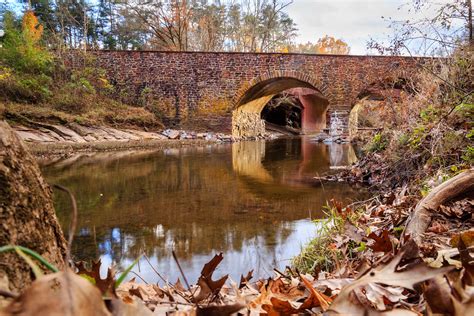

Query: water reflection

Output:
[41, 138, 366, 283]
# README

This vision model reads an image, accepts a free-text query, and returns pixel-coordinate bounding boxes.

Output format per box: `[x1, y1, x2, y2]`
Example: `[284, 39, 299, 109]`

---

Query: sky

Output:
[286, 0, 453, 55]
[1, 0, 458, 55]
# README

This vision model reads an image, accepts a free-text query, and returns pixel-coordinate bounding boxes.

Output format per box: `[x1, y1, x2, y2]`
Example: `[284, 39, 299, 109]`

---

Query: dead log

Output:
[405, 168, 474, 245]
[0, 121, 67, 293]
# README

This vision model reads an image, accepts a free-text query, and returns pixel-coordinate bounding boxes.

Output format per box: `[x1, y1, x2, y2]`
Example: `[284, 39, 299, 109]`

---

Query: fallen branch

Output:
[404, 168, 474, 245]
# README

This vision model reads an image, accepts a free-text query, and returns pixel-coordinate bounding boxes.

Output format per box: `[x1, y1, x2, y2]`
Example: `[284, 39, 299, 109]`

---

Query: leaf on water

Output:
[368, 230, 393, 253]
[75, 260, 116, 297]
[1, 271, 110, 316]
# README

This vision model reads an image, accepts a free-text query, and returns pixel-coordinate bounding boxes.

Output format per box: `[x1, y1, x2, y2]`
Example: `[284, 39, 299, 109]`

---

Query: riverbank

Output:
[7, 119, 287, 159]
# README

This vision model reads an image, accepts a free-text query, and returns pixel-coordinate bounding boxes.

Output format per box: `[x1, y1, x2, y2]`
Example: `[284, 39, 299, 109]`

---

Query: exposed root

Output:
[405, 169, 474, 245]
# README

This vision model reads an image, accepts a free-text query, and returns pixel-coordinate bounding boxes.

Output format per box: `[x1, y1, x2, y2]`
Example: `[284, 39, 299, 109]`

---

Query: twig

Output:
[172, 250, 192, 292]
[0, 289, 18, 299]
[129, 271, 149, 284]
[53, 184, 77, 266]
[142, 254, 168, 285]
[142, 254, 192, 303]
[273, 268, 291, 280]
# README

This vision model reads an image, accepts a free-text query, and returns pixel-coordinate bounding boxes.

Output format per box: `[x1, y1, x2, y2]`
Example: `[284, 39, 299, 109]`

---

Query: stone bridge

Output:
[68, 51, 429, 137]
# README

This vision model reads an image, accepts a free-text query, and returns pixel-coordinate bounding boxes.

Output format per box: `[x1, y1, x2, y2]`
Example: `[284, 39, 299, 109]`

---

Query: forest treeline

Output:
[0, 0, 350, 54]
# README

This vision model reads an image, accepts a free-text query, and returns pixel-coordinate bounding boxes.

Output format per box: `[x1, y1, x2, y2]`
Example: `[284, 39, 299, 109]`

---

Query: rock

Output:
[162, 129, 180, 139]
[51, 125, 86, 143]
[126, 130, 166, 140]
[15, 130, 58, 143]
[312, 133, 329, 142]
[205, 133, 216, 141]
[67, 122, 95, 136]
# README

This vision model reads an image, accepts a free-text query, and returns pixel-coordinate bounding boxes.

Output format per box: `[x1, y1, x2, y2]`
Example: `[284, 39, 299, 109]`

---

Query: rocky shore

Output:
[11, 122, 283, 157]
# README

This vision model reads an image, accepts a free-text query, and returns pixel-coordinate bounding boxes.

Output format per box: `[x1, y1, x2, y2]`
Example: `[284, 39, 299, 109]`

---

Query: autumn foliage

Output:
[315, 35, 350, 54]
[21, 10, 44, 47]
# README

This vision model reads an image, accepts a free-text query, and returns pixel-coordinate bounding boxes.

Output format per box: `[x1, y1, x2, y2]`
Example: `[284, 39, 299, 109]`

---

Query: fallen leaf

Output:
[198, 253, 228, 293]
[423, 276, 454, 314]
[425, 248, 462, 268]
[1, 271, 110, 316]
[328, 246, 453, 314]
[196, 302, 245, 315]
[239, 270, 253, 289]
[368, 230, 393, 253]
[75, 260, 116, 297]
[300, 275, 333, 311]
[427, 221, 449, 233]
[106, 297, 153, 316]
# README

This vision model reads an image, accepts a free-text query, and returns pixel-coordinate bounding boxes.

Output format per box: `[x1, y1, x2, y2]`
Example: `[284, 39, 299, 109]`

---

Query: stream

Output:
[40, 137, 367, 283]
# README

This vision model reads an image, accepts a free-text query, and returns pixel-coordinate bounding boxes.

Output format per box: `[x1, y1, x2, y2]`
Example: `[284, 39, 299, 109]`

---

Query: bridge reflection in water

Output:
[41, 138, 365, 283]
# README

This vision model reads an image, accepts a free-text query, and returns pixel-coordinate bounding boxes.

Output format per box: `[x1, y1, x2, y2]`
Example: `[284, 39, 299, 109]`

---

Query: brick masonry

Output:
[65, 51, 430, 135]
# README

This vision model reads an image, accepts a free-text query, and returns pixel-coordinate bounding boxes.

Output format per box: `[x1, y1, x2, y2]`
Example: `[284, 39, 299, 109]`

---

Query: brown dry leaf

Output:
[300, 275, 333, 311]
[423, 277, 454, 315]
[192, 277, 213, 303]
[364, 283, 407, 310]
[427, 221, 449, 233]
[75, 260, 116, 297]
[452, 296, 474, 316]
[345, 222, 364, 243]
[196, 302, 245, 315]
[198, 253, 228, 293]
[456, 231, 474, 286]
[368, 230, 393, 253]
[0, 271, 110, 316]
[106, 297, 154, 316]
[328, 247, 453, 314]
[239, 270, 253, 289]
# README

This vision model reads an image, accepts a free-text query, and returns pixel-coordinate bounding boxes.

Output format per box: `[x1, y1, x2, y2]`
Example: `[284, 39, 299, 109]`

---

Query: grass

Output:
[1, 100, 163, 130]
[292, 202, 362, 274]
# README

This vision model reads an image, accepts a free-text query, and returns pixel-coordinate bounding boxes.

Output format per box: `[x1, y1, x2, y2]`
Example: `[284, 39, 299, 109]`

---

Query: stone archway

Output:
[232, 71, 329, 138]
[349, 77, 410, 138]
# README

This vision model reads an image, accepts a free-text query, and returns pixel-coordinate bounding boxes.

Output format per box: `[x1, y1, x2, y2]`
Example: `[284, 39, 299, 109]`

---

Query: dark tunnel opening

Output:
[261, 93, 302, 134]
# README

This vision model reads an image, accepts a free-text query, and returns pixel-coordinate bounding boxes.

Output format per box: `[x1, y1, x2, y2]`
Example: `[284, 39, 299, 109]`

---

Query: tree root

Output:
[404, 168, 474, 245]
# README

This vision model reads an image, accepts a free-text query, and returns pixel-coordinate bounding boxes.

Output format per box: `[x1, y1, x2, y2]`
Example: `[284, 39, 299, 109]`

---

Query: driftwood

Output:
[405, 169, 474, 245]
[0, 121, 67, 293]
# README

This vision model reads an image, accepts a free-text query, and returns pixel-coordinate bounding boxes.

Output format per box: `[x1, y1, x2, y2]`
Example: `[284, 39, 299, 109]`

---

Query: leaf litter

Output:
[1, 183, 473, 315]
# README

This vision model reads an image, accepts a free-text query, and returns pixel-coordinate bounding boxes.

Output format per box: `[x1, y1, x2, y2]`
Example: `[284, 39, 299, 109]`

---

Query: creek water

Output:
[41, 137, 367, 283]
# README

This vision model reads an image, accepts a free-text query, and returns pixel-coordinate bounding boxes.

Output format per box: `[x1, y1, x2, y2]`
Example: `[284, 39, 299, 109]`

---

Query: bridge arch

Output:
[233, 70, 326, 108]
[232, 71, 329, 138]
[349, 77, 412, 137]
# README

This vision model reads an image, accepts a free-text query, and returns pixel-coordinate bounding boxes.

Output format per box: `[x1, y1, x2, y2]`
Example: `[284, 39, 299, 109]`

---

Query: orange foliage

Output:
[22, 10, 44, 45]
[315, 35, 350, 55]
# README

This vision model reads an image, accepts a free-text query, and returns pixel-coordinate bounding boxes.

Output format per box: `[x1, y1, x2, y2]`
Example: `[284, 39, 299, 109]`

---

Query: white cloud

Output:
[287, 0, 454, 55]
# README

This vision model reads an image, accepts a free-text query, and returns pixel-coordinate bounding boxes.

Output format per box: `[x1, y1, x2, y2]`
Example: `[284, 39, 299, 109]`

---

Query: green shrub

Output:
[0, 11, 53, 74]
[367, 133, 389, 153]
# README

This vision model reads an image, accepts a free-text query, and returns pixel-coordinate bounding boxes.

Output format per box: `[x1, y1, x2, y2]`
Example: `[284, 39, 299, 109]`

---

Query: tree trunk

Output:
[0, 121, 67, 293]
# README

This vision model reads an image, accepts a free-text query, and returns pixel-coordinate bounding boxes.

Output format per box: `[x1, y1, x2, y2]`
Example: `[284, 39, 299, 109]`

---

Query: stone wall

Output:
[67, 51, 425, 113]
[232, 111, 266, 138]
